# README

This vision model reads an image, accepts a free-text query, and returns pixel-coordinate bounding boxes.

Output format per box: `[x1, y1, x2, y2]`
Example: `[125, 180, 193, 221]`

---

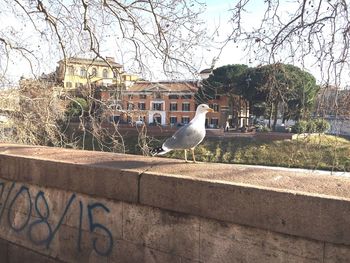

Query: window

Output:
[65, 82, 72, 88]
[91, 68, 97, 77]
[128, 103, 134, 110]
[182, 103, 190, 112]
[181, 117, 190, 124]
[181, 94, 192, 99]
[139, 94, 147, 99]
[210, 118, 219, 127]
[138, 102, 146, 110]
[111, 115, 120, 123]
[170, 103, 177, 111]
[68, 66, 74, 75]
[103, 69, 108, 78]
[152, 103, 162, 111]
[170, 116, 177, 125]
[213, 104, 219, 112]
[215, 95, 221, 100]
[80, 67, 86, 77]
[123, 75, 131, 81]
[128, 94, 133, 100]
[153, 114, 161, 124]
[169, 94, 179, 99]
[209, 103, 213, 109]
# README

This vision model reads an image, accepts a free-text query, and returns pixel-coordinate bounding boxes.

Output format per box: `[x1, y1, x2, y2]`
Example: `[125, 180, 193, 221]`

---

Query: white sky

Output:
[1, 0, 349, 87]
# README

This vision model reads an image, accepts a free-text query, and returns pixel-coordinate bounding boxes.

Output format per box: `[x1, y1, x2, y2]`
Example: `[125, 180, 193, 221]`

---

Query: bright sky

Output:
[201, 0, 350, 87]
[200, 0, 264, 68]
[1, 0, 348, 87]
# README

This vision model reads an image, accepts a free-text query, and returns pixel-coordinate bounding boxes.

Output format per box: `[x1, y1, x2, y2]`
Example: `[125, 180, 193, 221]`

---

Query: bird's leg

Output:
[184, 149, 189, 163]
[191, 148, 197, 163]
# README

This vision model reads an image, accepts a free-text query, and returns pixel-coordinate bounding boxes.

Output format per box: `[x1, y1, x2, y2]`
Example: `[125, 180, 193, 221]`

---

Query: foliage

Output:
[128, 135, 350, 172]
[260, 126, 271, 133]
[66, 98, 89, 117]
[229, 0, 349, 97]
[7, 79, 68, 146]
[292, 121, 308, 133]
[306, 120, 317, 133]
[199, 63, 319, 126]
[196, 64, 248, 102]
[236, 63, 319, 129]
[314, 119, 331, 133]
[292, 119, 330, 134]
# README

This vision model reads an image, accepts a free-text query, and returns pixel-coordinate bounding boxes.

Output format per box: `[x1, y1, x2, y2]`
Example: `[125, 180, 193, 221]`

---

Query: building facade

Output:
[55, 57, 249, 128]
[56, 57, 137, 91]
[101, 81, 232, 128]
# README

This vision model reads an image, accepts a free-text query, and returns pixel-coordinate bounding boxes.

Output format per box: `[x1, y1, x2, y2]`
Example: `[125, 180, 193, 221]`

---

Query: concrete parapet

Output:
[0, 143, 349, 262]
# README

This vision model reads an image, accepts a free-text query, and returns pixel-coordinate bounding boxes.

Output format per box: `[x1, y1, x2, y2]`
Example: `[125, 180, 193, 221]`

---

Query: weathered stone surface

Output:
[200, 217, 323, 263]
[1, 144, 350, 262]
[56, 224, 109, 263]
[123, 203, 200, 260]
[140, 173, 201, 213]
[0, 208, 60, 259]
[7, 242, 61, 263]
[0, 154, 141, 203]
[0, 238, 8, 262]
[324, 242, 350, 263]
[111, 240, 184, 263]
[146, 157, 350, 199]
[140, 172, 350, 246]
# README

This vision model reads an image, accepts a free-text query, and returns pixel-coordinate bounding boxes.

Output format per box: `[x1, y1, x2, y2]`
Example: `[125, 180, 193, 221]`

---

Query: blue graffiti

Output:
[45, 193, 76, 249]
[87, 203, 113, 256]
[0, 181, 114, 257]
[28, 191, 52, 246]
[8, 186, 32, 232]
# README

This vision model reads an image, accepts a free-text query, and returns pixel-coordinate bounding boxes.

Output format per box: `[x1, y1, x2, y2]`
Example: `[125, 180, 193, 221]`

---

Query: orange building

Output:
[100, 81, 233, 128]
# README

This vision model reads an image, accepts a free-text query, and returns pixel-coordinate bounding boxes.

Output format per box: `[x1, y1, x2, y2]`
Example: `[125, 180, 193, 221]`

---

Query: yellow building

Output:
[57, 57, 138, 90]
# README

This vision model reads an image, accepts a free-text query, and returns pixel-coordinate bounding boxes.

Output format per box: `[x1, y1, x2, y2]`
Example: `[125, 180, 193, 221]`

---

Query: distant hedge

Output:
[292, 119, 330, 133]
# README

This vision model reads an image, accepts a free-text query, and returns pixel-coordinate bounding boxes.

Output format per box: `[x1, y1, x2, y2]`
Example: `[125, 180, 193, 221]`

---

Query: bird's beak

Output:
[207, 108, 214, 113]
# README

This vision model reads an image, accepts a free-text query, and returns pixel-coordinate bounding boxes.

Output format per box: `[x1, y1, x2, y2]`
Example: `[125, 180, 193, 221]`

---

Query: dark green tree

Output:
[237, 63, 319, 129]
[66, 97, 89, 118]
[197, 63, 318, 130]
[196, 64, 248, 101]
[196, 64, 249, 127]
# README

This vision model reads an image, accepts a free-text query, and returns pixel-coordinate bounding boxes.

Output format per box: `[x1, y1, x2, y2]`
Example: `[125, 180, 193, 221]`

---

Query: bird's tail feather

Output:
[150, 146, 170, 156]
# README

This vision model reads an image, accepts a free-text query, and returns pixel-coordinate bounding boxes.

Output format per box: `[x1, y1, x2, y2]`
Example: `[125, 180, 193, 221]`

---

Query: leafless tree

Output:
[223, 0, 350, 172]
[0, 0, 207, 82]
[229, 0, 349, 85]
[0, 0, 208, 152]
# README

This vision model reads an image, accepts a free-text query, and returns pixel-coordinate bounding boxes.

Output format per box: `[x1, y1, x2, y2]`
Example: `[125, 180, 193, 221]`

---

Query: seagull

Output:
[150, 104, 214, 162]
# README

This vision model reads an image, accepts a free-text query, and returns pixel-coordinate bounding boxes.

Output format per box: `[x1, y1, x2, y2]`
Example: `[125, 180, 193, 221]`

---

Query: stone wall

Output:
[0, 143, 349, 262]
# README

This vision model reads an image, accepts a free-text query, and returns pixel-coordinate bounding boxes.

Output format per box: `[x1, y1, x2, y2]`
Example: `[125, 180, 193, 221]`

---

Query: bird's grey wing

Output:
[163, 123, 205, 150]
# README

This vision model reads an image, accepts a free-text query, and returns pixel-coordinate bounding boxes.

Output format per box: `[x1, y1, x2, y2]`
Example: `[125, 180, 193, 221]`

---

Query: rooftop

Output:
[127, 81, 198, 93]
[60, 57, 123, 68]
[128, 81, 198, 92]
